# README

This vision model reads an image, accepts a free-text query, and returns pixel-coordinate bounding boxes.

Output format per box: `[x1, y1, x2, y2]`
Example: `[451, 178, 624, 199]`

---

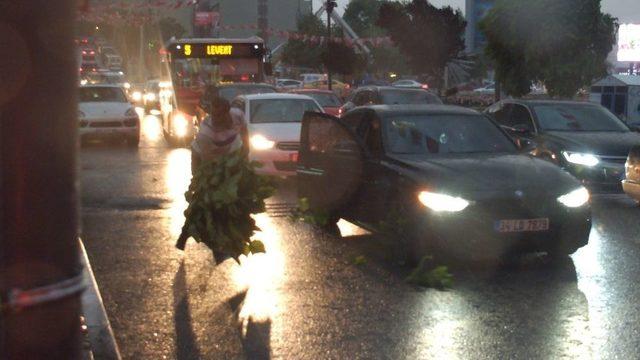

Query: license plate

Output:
[494, 218, 549, 233]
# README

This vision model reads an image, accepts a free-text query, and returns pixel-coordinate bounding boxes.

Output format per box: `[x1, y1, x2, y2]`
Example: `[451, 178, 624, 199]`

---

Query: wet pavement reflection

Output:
[79, 114, 640, 359]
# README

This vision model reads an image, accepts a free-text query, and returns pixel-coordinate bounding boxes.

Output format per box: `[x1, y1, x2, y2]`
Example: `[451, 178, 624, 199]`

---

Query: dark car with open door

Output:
[297, 105, 592, 262]
[485, 99, 640, 193]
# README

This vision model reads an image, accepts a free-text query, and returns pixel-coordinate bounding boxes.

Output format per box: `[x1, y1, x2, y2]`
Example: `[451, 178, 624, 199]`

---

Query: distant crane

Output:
[314, 2, 372, 58]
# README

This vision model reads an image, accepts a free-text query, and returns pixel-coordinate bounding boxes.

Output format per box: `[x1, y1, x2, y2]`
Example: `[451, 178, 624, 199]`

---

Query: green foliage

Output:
[177, 150, 275, 263]
[352, 255, 368, 266]
[377, 0, 466, 83]
[289, 198, 333, 227]
[281, 14, 326, 69]
[344, 0, 388, 38]
[406, 256, 454, 289]
[321, 41, 367, 76]
[480, 0, 618, 98]
[343, 0, 409, 75]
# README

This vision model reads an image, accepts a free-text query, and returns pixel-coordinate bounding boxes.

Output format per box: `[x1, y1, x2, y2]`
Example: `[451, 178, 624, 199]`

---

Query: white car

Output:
[473, 83, 496, 95]
[392, 79, 429, 89]
[78, 85, 140, 147]
[231, 93, 324, 176]
[300, 73, 326, 84]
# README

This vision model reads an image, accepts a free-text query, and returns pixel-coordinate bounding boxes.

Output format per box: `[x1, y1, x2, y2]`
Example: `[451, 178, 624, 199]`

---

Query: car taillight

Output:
[421, 84, 429, 89]
[338, 108, 343, 116]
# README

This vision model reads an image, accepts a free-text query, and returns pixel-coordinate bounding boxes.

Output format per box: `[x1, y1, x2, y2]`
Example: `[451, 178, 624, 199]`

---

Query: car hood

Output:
[543, 131, 640, 156]
[79, 102, 132, 118]
[388, 153, 581, 198]
[248, 122, 302, 143]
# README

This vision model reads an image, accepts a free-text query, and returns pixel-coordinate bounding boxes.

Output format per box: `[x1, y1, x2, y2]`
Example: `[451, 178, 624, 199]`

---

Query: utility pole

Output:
[325, 1, 337, 91]
[1, 0, 82, 359]
[139, 24, 145, 82]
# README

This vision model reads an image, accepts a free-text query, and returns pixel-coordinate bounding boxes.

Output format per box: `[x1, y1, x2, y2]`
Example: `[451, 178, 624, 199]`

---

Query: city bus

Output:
[160, 37, 271, 146]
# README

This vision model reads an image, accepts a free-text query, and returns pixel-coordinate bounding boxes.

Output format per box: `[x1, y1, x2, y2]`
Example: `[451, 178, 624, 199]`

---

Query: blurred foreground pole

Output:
[1, 1, 82, 359]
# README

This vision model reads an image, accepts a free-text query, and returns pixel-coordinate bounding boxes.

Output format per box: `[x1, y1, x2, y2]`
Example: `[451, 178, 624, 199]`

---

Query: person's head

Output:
[210, 97, 232, 129]
[211, 97, 230, 117]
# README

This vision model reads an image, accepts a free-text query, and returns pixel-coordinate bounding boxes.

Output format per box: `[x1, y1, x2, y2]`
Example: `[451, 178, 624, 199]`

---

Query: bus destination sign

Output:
[172, 43, 263, 58]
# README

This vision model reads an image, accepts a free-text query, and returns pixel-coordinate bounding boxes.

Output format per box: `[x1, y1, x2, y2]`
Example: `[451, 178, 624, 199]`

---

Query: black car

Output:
[338, 86, 442, 116]
[485, 99, 640, 192]
[297, 105, 591, 262]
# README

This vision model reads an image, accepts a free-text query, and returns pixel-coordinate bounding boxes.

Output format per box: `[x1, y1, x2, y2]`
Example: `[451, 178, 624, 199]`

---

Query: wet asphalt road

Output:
[80, 114, 640, 359]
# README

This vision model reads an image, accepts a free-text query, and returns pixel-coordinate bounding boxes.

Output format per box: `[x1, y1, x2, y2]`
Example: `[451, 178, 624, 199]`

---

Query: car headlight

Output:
[123, 82, 131, 90]
[131, 91, 142, 102]
[125, 108, 137, 117]
[172, 113, 189, 137]
[250, 134, 275, 150]
[557, 187, 590, 208]
[562, 151, 600, 167]
[418, 191, 470, 212]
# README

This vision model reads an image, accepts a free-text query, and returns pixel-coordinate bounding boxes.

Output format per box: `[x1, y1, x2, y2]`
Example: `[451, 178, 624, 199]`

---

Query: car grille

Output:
[276, 142, 300, 151]
[599, 155, 627, 164]
[273, 161, 297, 172]
[90, 121, 122, 128]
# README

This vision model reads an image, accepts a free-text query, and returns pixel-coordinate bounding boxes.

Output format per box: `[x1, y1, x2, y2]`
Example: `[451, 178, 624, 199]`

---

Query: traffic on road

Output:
[4, 0, 640, 359]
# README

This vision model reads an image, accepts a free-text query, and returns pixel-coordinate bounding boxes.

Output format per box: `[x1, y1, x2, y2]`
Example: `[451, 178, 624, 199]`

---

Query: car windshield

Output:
[305, 93, 341, 107]
[79, 87, 127, 102]
[385, 114, 516, 155]
[218, 86, 276, 102]
[380, 89, 442, 105]
[250, 99, 321, 123]
[533, 103, 629, 132]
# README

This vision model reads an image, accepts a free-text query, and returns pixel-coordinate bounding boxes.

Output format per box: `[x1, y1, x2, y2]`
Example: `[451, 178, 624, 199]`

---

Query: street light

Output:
[325, 0, 337, 91]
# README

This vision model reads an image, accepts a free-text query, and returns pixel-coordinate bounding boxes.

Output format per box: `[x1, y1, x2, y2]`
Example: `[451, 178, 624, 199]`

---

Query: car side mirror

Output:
[516, 138, 536, 151]
[628, 122, 640, 132]
[503, 124, 532, 136]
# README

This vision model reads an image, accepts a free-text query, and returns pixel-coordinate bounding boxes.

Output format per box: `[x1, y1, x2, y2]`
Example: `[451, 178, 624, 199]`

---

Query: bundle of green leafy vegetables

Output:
[176, 149, 275, 263]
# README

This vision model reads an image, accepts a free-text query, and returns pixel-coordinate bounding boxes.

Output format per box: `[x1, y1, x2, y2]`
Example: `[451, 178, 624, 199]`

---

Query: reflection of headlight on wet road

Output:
[173, 113, 189, 137]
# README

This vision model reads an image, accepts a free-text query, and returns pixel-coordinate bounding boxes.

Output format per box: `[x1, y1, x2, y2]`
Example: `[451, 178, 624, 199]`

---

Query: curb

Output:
[79, 239, 122, 360]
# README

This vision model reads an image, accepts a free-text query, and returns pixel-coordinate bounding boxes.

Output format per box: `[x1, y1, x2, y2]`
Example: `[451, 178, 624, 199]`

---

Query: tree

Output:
[344, 0, 408, 76]
[281, 14, 325, 70]
[343, 0, 387, 37]
[159, 17, 187, 43]
[377, 0, 466, 84]
[321, 41, 367, 76]
[480, 0, 618, 98]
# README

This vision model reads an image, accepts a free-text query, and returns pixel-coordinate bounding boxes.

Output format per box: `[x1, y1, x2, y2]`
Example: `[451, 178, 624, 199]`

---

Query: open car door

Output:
[297, 111, 364, 215]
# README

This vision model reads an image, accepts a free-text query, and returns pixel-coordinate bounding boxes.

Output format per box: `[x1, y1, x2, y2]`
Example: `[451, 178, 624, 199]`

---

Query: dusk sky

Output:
[313, 0, 640, 24]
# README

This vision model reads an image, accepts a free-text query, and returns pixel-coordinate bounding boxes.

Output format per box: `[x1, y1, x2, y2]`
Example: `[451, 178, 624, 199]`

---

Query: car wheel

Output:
[321, 214, 341, 237]
[126, 135, 140, 148]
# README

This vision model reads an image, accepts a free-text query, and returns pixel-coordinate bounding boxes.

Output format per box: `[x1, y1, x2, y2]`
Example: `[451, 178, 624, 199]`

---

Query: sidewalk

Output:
[80, 240, 121, 360]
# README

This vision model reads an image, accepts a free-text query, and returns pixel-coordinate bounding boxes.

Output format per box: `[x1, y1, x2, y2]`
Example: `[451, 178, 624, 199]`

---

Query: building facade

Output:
[202, 0, 313, 48]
